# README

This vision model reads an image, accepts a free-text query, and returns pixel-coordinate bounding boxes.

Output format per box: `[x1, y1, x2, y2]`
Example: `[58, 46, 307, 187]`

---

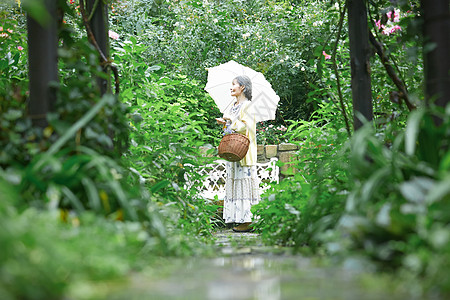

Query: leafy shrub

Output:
[252, 102, 350, 248]
[0, 181, 164, 300]
[331, 107, 450, 294]
[109, 0, 334, 123]
[1, 3, 195, 254]
[110, 35, 222, 235]
[0, 12, 133, 218]
[256, 121, 289, 145]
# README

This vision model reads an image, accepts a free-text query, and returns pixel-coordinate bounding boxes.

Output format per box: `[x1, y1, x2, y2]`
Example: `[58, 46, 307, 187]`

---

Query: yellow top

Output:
[224, 100, 257, 166]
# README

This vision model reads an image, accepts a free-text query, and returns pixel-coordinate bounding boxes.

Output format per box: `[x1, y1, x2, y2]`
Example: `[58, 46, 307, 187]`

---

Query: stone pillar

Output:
[277, 143, 298, 177]
[255, 143, 299, 178]
[265, 145, 277, 158]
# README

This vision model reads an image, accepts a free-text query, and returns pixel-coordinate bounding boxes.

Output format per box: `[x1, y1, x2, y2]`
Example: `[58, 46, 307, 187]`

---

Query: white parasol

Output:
[204, 60, 280, 123]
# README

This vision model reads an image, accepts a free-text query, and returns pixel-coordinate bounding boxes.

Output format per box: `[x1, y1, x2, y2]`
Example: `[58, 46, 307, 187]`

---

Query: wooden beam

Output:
[87, 0, 110, 95]
[347, 0, 373, 130]
[27, 0, 58, 128]
[421, 0, 450, 111]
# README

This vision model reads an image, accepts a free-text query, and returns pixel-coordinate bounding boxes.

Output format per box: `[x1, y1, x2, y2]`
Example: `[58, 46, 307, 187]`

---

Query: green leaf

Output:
[61, 186, 84, 212]
[22, 0, 51, 26]
[0, 59, 8, 70]
[42, 94, 113, 161]
[405, 109, 425, 156]
[360, 167, 390, 203]
[399, 177, 434, 203]
[147, 65, 162, 72]
[426, 175, 450, 204]
[151, 180, 170, 192]
[82, 177, 101, 211]
[3, 109, 22, 121]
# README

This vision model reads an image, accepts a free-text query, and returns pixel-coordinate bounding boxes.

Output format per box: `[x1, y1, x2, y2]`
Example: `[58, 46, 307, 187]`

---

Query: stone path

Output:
[79, 229, 414, 300]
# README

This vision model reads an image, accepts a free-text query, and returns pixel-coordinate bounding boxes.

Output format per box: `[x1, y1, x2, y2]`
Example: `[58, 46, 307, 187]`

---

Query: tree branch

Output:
[79, 0, 120, 94]
[368, 30, 416, 111]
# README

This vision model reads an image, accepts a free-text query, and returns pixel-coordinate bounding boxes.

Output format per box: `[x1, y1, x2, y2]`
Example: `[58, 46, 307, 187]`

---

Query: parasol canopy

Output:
[204, 60, 280, 123]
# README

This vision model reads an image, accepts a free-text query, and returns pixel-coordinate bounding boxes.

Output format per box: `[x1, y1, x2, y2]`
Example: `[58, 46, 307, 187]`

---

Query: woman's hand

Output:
[216, 117, 230, 125]
[216, 118, 226, 125]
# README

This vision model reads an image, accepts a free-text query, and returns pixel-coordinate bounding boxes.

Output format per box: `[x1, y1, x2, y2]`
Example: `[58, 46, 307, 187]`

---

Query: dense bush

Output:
[251, 1, 447, 296]
[0, 2, 221, 297]
[331, 107, 450, 294]
[1, 0, 217, 252]
[0, 181, 166, 300]
[109, 0, 338, 123]
[1, 7, 137, 217]
[252, 101, 350, 248]
[110, 34, 222, 235]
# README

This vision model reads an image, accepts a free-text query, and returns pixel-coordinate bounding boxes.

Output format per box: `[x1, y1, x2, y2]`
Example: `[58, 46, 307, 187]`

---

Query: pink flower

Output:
[375, 20, 383, 30]
[108, 30, 119, 40]
[390, 25, 402, 34]
[0, 27, 3, 31]
[386, 11, 393, 20]
[17, 46, 23, 51]
[322, 51, 331, 60]
[7, 29, 13, 33]
[386, 9, 400, 23]
[394, 11, 400, 22]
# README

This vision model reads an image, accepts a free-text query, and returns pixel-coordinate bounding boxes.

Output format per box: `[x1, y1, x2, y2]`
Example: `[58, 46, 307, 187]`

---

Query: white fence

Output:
[189, 158, 279, 200]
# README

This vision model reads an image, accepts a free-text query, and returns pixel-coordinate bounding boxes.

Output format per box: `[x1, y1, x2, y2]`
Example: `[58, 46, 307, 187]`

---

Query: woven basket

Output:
[218, 133, 250, 162]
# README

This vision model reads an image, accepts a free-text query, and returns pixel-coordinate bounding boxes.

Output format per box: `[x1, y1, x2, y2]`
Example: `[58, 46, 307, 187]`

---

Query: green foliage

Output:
[367, 2, 423, 125]
[1, 12, 133, 219]
[0, 181, 161, 300]
[109, 0, 336, 123]
[110, 35, 222, 235]
[256, 121, 289, 145]
[56, 15, 130, 155]
[111, 35, 222, 144]
[0, 9, 27, 87]
[0, 4, 219, 297]
[252, 102, 350, 248]
[0, 9, 30, 166]
[1, 0, 221, 239]
[1, 0, 447, 297]
[331, 106, 450, 293]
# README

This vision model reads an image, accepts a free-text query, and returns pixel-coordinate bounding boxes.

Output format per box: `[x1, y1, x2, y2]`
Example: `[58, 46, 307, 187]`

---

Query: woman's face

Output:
[230, 79, 244, 97]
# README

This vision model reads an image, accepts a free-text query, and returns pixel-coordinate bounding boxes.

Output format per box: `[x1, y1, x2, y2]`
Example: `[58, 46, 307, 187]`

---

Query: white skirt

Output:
[223, 161, 260, 223]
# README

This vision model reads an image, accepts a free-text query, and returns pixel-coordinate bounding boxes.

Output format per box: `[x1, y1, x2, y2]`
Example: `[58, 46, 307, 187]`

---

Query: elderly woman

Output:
[217, 75, 260, 232]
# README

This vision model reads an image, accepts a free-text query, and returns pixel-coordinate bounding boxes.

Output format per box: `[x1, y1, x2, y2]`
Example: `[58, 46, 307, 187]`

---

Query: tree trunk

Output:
[27, 0, 58, 128]
[87, 0, 110, 95]
[347, 0, 373, 130]
[421, 0, 450, 113]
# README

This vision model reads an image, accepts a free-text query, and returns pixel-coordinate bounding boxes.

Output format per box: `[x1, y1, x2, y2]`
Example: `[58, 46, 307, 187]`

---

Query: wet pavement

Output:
[76, 229, 415, 300]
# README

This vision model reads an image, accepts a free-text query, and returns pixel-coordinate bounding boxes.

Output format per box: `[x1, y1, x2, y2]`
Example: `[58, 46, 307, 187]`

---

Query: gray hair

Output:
[233, 75, 252, 100]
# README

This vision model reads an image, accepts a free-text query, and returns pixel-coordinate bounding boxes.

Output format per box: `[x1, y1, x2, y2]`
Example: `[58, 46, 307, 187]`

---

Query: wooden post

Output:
[27, 0, 58, 128]
[87, 0, 110, 95]
[347, 0, 373, 130]
[421, 0, 450, 112]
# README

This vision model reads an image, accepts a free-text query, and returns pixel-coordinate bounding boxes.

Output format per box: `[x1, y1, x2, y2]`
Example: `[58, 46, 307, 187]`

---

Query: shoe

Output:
[232, 222, 254, 232]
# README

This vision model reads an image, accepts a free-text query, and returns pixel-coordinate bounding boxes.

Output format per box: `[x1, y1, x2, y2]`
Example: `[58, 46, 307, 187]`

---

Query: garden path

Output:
[86, 230, 410, 300]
